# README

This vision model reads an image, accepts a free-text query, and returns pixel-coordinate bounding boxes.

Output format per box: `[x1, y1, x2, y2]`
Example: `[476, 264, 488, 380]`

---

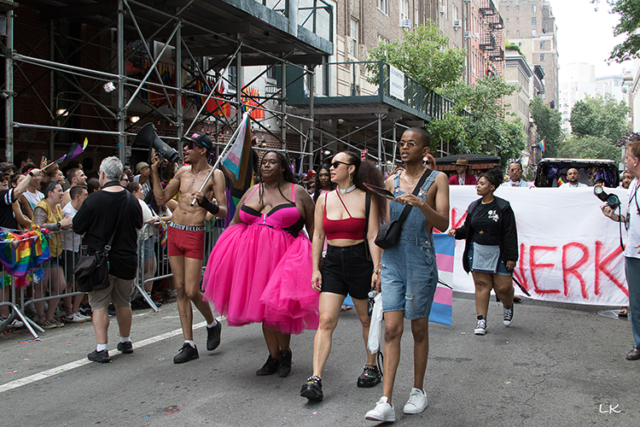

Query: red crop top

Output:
[322, 192, 367, 240]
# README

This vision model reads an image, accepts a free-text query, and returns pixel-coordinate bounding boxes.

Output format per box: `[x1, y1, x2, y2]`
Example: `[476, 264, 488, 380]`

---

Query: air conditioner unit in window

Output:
[464, 31, 471, 39]
[400, 19, 412, 28]
[440, 6, 446, 13]
[453, 19, 462, 28]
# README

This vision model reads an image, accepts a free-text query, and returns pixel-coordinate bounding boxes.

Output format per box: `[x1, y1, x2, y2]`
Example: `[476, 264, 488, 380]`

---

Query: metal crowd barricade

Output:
[134, 219, 225, 312]
[0, 268, 40, 338]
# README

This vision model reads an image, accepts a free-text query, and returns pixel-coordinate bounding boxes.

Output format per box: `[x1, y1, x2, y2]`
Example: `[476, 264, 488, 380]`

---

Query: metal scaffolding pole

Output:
[49, 20, 55, 159]
[236, 44, 242, 127]
[4, 6, 14, 163]
[308, 65, 314, 170]
[175, 21, 183, 159]
[281, 62, 286, 150]
[376, 113, 383, 169]
[117, 0, 126, 160]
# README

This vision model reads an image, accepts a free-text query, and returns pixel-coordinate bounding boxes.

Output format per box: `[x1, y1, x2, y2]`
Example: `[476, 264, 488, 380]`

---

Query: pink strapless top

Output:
[239, 184, 305, 236]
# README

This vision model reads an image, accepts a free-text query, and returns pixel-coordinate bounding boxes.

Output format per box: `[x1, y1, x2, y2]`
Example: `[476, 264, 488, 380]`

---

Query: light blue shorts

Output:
[381, 236, 438, 320]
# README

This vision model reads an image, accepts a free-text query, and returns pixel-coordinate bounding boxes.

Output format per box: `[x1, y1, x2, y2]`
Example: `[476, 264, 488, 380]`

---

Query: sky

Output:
[549, 0, 631, 82]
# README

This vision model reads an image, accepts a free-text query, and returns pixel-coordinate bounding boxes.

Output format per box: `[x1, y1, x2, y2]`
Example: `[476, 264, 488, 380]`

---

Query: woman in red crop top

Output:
[300, 152, 386, 402]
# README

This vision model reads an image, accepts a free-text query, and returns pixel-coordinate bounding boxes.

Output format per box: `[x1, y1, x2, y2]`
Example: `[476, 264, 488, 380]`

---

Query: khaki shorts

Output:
[88, 275, 134, 310]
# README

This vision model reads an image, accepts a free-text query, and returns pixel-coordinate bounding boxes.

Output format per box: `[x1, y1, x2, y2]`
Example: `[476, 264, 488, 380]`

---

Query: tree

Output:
[569, 94, 630, 144]
[530, 96, 564, 158]
[427, 77, 527, 166]
[558, 135, 622, 161]
[365, 21, 466, 90]
[592, 0, 640, 63]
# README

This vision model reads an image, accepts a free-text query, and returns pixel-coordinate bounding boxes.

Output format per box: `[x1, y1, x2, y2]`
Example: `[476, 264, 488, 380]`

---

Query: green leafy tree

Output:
[530, 96, 564, 158]
[365, 21, 466, 90]
[428, 77, 527, 166]
[569, 94, 630, 144]
[558, 135, 623, 161]
[592, 0, 640, 63]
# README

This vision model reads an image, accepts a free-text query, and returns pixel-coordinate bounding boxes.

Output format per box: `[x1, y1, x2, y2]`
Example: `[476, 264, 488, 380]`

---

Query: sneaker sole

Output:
[474, 329, 486, 335]
[404, 403, 428, 414]
[503, 320, 513, 326]
[365, 413, 395, 422]
[173, 354, 199, 364]
[357, 378, 381, 388]
[300, 389, 323, 401]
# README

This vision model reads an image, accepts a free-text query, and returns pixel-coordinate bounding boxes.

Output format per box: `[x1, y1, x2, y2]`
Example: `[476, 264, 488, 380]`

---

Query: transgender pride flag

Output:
[430, 233, 454, 326]
[222, 113, 250, 179]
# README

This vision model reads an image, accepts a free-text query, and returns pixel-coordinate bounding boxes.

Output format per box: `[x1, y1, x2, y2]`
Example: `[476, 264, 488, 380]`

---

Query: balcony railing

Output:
[292, 61, 471, 120]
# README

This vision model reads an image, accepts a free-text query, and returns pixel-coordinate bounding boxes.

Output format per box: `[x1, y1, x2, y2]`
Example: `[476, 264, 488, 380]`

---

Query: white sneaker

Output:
[65, 313, 87, 323]
[403, 387, 428, 414]
[365, 396, 395, 422]
[10, 319, 24, 328]
[474, 317, 487, 335]
[77, 312, 92, 321]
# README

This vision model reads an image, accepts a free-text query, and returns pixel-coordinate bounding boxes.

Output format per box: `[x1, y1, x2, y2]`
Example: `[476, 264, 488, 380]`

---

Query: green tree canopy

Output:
[530, 96, 564, 158]
[569, 94, 630, 144]
[592, 0, 640, 63]
[558, 135, 622, 161]
[428, 77, 527, 166]
[365, 21, 466, 90]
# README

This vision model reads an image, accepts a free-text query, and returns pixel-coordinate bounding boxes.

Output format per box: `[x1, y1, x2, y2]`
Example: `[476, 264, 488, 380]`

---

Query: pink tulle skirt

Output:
[202, 223, 318, 334]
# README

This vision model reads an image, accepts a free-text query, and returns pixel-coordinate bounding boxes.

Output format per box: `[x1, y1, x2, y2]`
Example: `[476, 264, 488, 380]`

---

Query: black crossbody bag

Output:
[374, 169, 432, 249]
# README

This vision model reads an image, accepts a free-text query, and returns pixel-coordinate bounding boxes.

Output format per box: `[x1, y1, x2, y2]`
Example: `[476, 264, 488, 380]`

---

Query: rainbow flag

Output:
[538, 139, 546, 152]
[0, 227, 51, 278]
[431, 233, 454, 326]
[557, 176, 567, 186]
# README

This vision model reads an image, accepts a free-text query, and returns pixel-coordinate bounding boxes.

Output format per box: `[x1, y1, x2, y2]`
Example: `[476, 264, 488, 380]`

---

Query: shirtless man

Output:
[151, 132, 227, 363]
[365, 128, 450, 423]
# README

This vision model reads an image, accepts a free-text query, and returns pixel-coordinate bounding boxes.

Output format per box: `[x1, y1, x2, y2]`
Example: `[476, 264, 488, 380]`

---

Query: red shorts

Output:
[167, 224, 205, 260]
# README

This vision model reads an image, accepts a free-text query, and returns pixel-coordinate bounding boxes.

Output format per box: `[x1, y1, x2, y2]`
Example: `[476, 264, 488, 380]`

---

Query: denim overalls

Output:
[381, 170, 440, 320]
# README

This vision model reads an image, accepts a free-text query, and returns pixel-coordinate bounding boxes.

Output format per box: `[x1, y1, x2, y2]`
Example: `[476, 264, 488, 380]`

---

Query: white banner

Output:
[443, 186, 629, 306]
[389, 65, 405, 101]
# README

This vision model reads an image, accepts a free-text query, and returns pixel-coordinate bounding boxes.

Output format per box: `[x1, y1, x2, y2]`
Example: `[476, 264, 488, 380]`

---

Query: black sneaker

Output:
[117, 341, 134, 354]
[300, 376, 323, 401]
[278, 350, 292, 377]
[206, 321, 222, 351]
[173, 343, 199, 364]
[256, 355, 280, 376]
[357, 365, 381, 388]
[503, 304, 514, 326]
[88, 349, 111, 363]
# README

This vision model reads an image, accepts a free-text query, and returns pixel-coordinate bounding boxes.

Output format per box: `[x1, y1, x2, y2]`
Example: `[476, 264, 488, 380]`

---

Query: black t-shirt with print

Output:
[0, 189, 17, 230]
[469, 199, 501, 246]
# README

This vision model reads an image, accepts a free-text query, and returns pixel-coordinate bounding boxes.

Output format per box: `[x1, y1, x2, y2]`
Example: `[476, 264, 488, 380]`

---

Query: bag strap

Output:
[396, 168, 432, 226]
[364, 192, 371, 261]
[104, 191, 129, 253]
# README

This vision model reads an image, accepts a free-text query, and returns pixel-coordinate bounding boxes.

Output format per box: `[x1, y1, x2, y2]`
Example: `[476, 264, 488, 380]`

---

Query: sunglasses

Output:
[330, 161, 351, 169]
[121, 177, 130, 182]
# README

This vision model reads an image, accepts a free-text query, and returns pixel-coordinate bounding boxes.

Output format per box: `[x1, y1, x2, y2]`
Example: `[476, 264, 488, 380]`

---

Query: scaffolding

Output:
[1, 0, 333, 165]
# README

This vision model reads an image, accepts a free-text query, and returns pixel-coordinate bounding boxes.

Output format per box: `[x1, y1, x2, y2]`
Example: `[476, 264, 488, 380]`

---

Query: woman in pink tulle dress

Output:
[202, 151, 317, 377]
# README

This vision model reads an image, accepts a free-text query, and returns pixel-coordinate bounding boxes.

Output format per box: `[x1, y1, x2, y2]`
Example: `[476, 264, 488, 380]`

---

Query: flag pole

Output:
[190, 113, 248, 206]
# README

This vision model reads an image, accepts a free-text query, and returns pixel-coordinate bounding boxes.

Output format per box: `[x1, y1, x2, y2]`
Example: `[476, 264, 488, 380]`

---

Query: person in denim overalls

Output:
[366, 128, 450, 423]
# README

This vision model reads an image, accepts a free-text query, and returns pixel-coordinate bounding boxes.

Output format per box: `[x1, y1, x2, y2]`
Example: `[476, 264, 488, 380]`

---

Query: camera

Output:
[133, 123, 180, 164]
[594, 185, 621, 210]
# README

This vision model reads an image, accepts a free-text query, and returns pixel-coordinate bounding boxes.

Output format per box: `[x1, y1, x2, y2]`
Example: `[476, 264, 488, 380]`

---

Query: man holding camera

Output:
[151, 132, 227, 363]
[601, 138, 640, 361]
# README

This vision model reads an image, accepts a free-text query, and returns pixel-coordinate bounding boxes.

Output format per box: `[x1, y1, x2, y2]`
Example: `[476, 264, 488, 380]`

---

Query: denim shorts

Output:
[321, 242, 373, 300]
[467, 245, 512, 277]
[139, 237, 155, 261]
[381, 236, 438, 320]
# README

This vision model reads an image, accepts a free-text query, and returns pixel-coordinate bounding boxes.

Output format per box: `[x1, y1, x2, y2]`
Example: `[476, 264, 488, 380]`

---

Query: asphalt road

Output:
[0, 294, 637, 427]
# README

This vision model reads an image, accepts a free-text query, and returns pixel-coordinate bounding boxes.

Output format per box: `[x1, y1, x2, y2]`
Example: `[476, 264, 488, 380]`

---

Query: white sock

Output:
[185, 340, 195, 348]
[96, 343, 108, 352]
[207, 319, 218, 328]
[120, 336, 131, 343]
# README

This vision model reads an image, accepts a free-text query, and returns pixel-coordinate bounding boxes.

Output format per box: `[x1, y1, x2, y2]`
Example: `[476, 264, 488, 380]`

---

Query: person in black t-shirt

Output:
[73, 157, 143, 363]
[448, 167, 518, 336]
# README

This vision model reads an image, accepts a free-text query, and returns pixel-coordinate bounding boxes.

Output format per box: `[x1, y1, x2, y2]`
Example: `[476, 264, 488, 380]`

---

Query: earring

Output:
[349, 173, 353, 182]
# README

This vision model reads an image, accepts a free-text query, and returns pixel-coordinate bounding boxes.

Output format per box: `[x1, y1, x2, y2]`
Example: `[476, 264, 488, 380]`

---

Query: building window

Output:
[540, 41, 545, 49]
[516, 17, 520, 24]
[506, 18, 509, 24]
[452, 4, 458, 21]
[516, 5, 519, 11]
[400, 0, 410, 22]
[266, 66, 276, 80]
[532, 30, 537, 37]
[506, 30, 510, 37]
[545, 22, 548, 31]
[540, 53, 545, 62]
[506, 6, 509, 11]
[377, 0, 388, 14]
[349, 18, 359, 57]
[516, 30, 520, 36]
[532, 17, 537, 25]
[532, 4, 537, 13]
[228, 66, 237, 92]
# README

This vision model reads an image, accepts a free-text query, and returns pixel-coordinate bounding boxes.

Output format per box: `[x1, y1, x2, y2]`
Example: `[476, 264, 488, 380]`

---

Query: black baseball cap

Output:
[182, 132, 213, 152]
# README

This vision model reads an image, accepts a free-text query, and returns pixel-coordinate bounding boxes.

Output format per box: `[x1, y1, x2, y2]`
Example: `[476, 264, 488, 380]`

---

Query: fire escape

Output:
[478, 0, 504, 71]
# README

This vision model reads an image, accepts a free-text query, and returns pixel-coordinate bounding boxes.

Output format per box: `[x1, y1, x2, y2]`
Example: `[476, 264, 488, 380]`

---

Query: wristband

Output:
[28, 172, 34, 177]
[197, 194, 220, 215]
[56, 222, 61, 230]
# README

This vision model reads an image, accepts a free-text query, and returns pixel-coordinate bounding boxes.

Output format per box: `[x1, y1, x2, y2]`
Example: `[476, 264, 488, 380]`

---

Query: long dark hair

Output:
[341, 152, 386, 222]
[256, 150, 298, 204]
[313, 164, 335, 202]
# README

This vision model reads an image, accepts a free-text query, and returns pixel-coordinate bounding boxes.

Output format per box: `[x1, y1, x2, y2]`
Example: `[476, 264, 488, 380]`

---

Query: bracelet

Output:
[373, 268, 381, 275]
[28, 172, 34, 177]
[56, 222, 61, 230]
